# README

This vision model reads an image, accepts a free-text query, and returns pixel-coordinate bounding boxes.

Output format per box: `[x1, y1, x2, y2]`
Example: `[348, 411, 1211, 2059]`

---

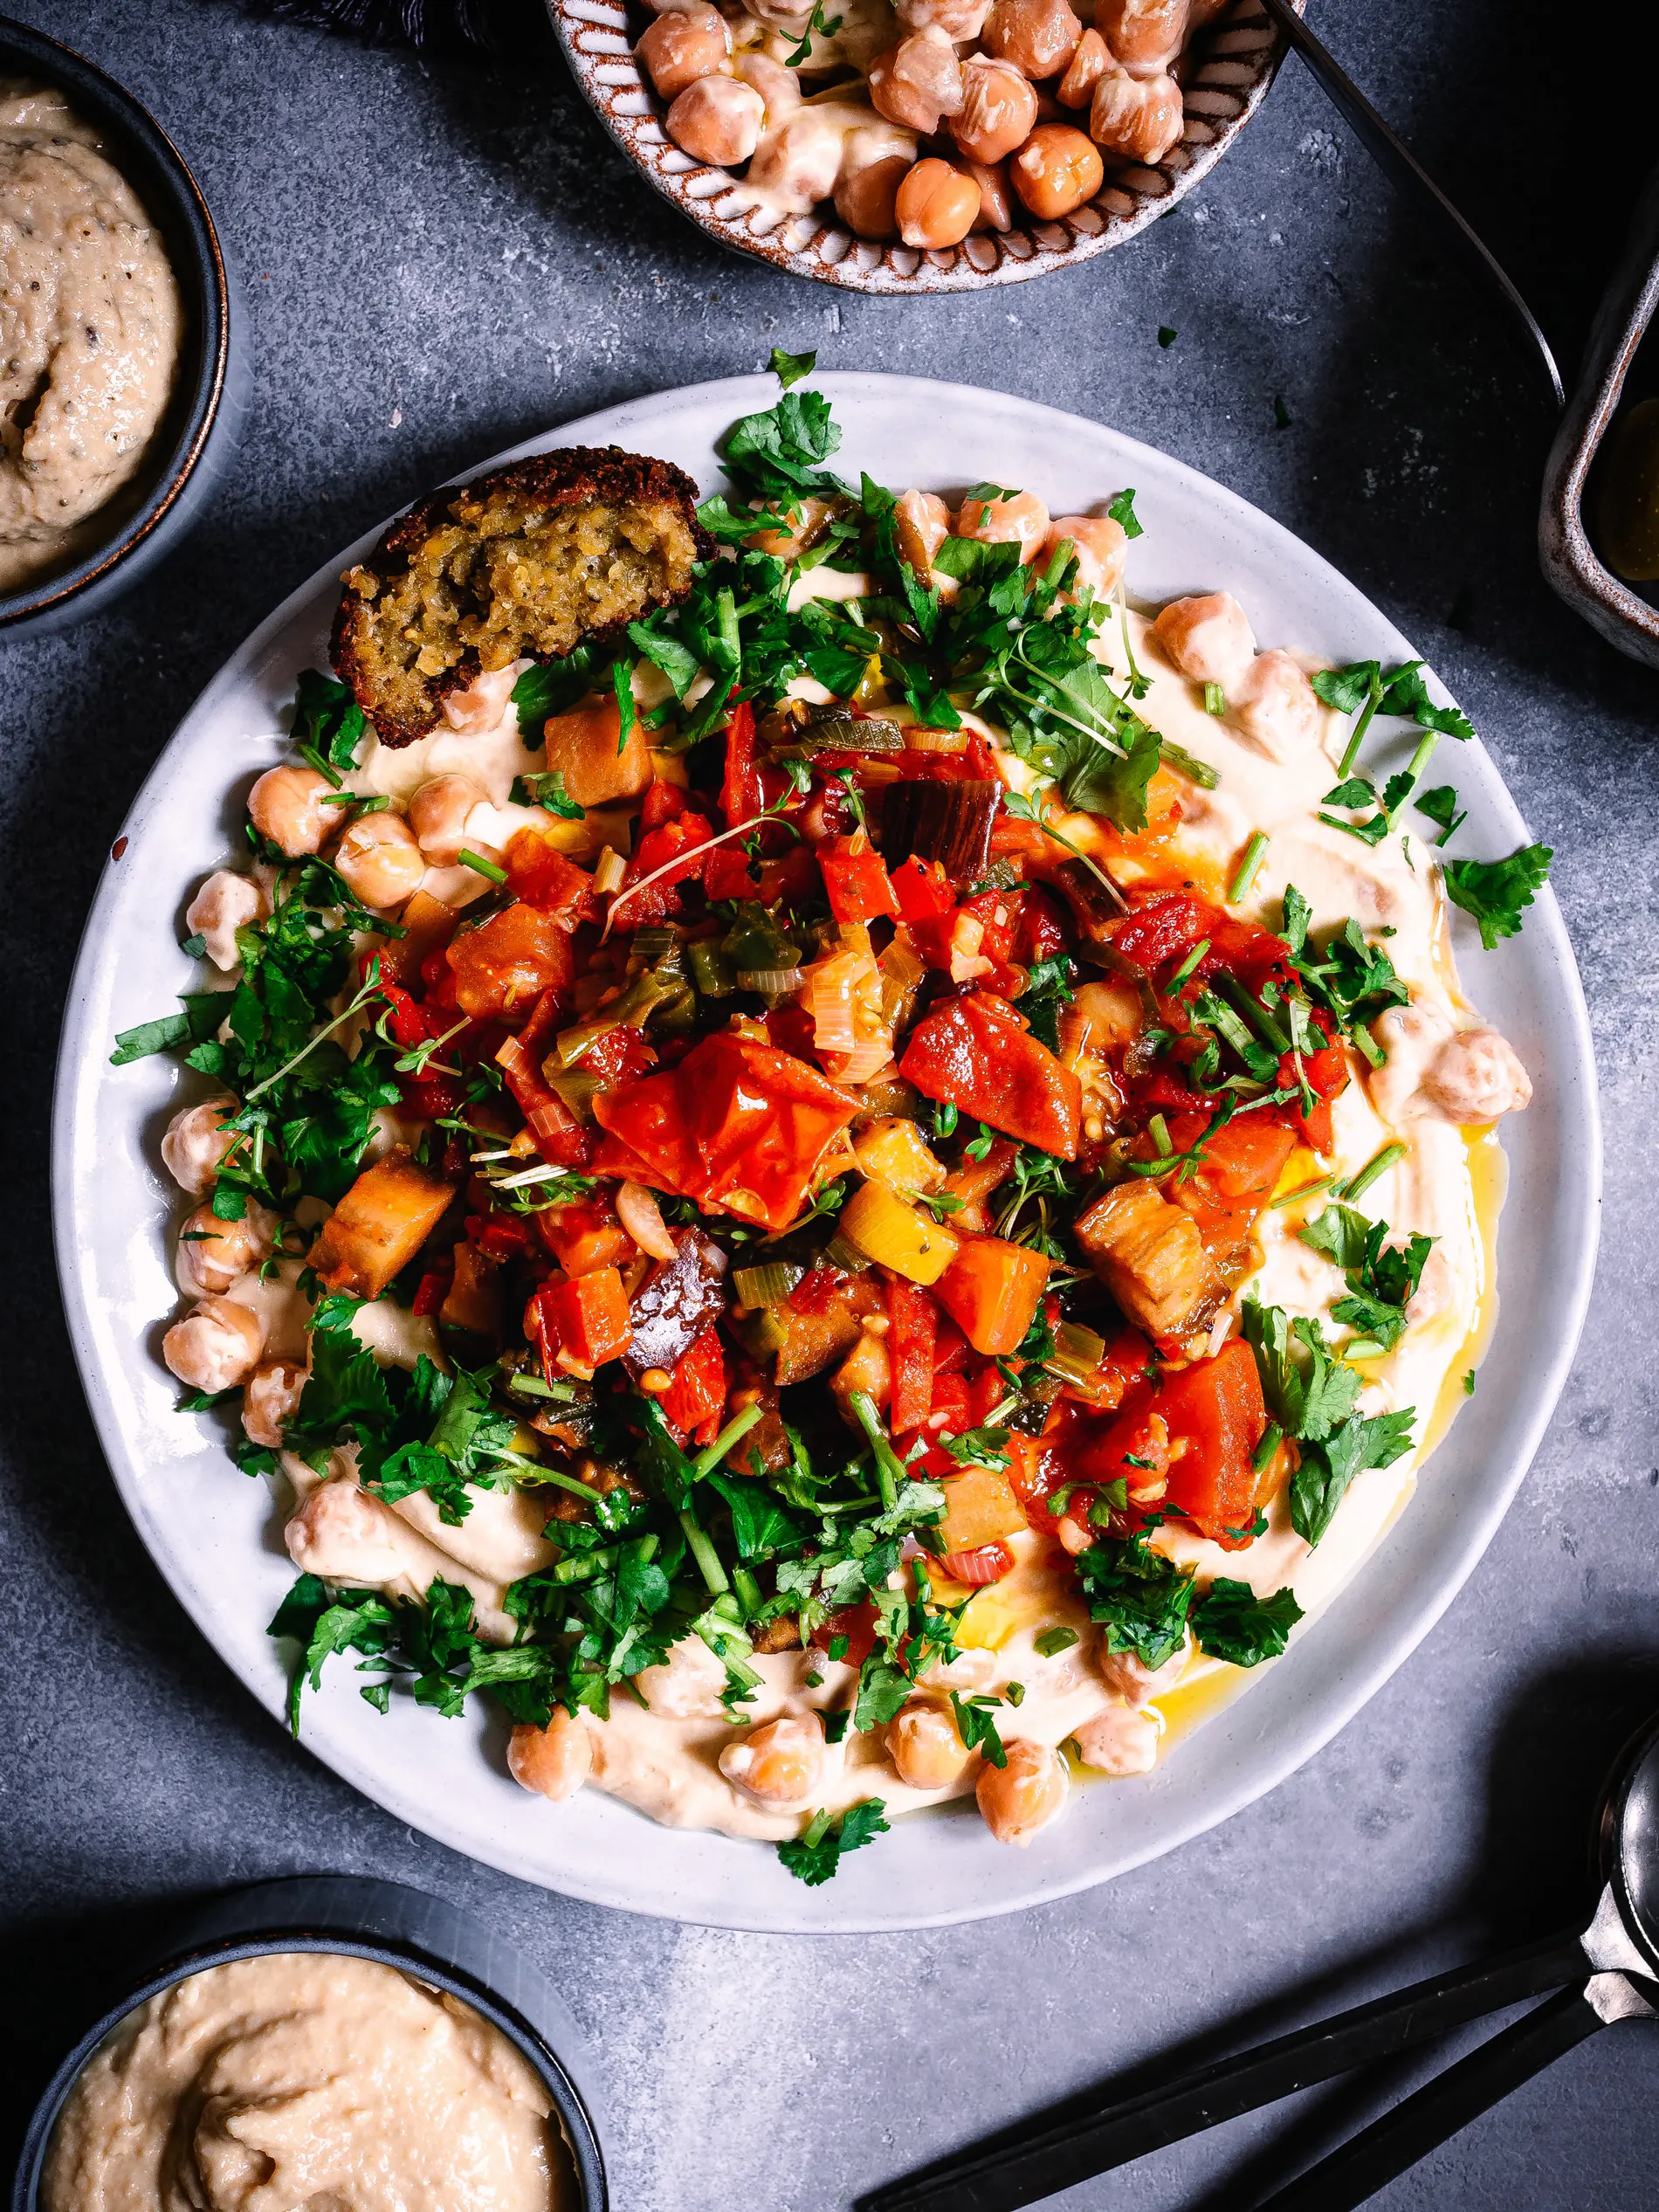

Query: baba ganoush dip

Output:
[41, 1952, 573, 2212]
[0, 78, 182, 593]
[121, 376, 1543, 1882]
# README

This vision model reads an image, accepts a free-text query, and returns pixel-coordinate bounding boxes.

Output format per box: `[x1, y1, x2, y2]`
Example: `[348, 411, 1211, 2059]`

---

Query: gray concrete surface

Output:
[4, 1, 1658, 2203]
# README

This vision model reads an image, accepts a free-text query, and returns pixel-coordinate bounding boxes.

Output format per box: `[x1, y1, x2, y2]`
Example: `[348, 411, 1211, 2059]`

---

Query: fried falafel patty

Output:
[332, 445, 710, 745]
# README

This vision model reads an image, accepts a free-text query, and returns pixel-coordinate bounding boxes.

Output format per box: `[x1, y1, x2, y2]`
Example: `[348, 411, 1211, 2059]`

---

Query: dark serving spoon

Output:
[1256, 0, 1566, 410]
[857, 1712, 1659, 2212]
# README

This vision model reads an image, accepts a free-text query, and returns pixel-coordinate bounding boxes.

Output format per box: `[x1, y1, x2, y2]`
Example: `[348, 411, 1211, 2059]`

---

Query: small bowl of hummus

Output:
[0, 16, 244, 635]
[10, 1875, 609, 2212]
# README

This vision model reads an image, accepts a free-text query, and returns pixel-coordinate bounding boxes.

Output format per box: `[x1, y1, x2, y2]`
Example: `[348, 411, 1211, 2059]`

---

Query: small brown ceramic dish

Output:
[547, 0, 1299, 293]
[0, 15, 248, 637]
[1539, 162, 1659, 672]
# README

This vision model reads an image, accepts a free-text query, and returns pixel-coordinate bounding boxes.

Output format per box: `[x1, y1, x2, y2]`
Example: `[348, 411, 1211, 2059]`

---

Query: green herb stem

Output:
[458, 848, 508, 885]
[1227, 831, 1270, 906]
[678, 1506, 730, 1595]
[692, 1402, 764, 1478]
[1341, 1140, 1407, 1204]
[1270, 1172, 1337, 1211]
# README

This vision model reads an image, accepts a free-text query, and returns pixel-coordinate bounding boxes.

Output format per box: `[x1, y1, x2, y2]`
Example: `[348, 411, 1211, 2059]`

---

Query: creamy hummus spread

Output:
[42, 1952, 573, 2212]
[0, 78, 182, 593]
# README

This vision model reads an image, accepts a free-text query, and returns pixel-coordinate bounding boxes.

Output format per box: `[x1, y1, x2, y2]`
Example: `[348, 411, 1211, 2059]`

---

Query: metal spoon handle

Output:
[1249, 1984, 1608, 2212]
[1256, 0, 1566, 408]
[856, 1928, 1589, 2212]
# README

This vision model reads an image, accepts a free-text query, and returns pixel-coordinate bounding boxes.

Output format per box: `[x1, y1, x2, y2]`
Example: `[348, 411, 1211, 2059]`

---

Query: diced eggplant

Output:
[880, 778, 1000, 885]
[1073, 1179, 1223, 1343]
[623, 1228, 728, 1379]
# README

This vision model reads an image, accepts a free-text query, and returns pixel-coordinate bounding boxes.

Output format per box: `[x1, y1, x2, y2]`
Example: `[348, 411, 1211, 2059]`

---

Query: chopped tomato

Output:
[889, 854, 955, 921]
[660, 1325, 726, 1446]
[816, 1602, 878, 1669]
[446, 902, 573, 1023]
[411, 1264, 453, 1317]
[1011, 885, 1068, 967]
[592, 1030, 858, 1232]
[1070, 1383, 1172, 1496]
[1113, 892, 1291, 996]
[927, 1371, 971, 1430]
[789, 1265, 846, 1315]
[534, 1267, 634, 1374]
[898, 991, 1083, 1159]
[703, 843, 818, 906]
[819, 833, 898, 926]
[496, 1035, 595, 1169]
[719, 699, 762, 829]
[640, 778, 696, 833]
[939, 1540, 1015, 1586]
[536, 1196, 633, 1277]
[1164, 1113, 1298, 1250]
[623, 806, 715, 924]
[934, 1235, 1050, 1356]
[465, 1211, 540, 1265]
[1160, 1339, 1270, 1548]
[1283, 1040, 1349, 1154]
[502, 830, 597, 924]
[888, 1280, 938, 1433]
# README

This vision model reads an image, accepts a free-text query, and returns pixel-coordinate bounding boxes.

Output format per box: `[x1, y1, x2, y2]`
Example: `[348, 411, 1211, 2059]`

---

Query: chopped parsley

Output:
[777, 1798, 889, 1885]
[1190, 1578, 1304, 1666]
[1444, 844, 1552, 949]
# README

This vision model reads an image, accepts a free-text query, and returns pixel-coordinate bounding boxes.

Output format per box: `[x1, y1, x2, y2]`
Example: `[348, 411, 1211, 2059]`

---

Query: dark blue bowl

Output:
[0, 14, 249, 636]
[9, 1876, 609, 2211]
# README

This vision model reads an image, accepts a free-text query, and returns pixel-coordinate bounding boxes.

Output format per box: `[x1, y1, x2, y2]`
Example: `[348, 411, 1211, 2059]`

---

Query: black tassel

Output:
[251, 0, 541, 52]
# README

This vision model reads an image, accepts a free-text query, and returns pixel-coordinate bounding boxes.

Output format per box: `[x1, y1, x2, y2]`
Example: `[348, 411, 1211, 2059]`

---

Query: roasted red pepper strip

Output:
[889, 853, 955, 921]
[535, 1267, 634, 1374]
[719, 699, 762, 830]
[659, 1324, 726, 1446]
[1160, 1339, 1270, 1548]
[592, 1030, 858, 1232]
[887, 1280, 938, 1433]
[898, 990, 1083, 1158]
[819, 833, 898, 925]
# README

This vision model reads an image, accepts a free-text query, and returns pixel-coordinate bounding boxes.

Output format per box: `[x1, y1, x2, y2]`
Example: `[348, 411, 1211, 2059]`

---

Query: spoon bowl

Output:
[1598, 1712, 1659, 1973]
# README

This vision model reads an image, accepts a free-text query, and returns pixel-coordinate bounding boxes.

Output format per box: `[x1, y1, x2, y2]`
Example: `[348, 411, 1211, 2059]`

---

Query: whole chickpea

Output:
[185, 870, 269, 971]
[666, 75, 766, 165]
[442, 662, 520, 735]
[1149, 589, 1256, 691]
[957, 485, 1050, 562]
[1424, 1027, 1532, 1124]
[1089, 65, 1183, 163]
[894, 487, 951, 576]
[242, 1355, 307, 1450]
[975, 1737, 1070, 1845]
[161, 1098, 239, 1197]
[1097, 0, 1189, 74]
[868, 28, 966, 134]
[1044, 513, 1128, 597]
[982, 0, 1083, 80]
[1073, 1703, 1160, 1775]
[332, 810, 426, 912]
[248, 765, 333, 858]
[636, 4, 729, 100]
[1232, 649, 1322, 762]
[408, 775, 489, 866]
[886, 1698, 973, 1789]
[163, 1295, 266, 1395]
[835, 153, 910, 239]
[177, 1199, 279, 1298]
[718, 1711, 825, 1808]
[734, 50, 803, 125]
[1011, 121, 1104, 217]
[949, 59, 1037, 166]
[894, 157, 981, 249]
[508, 1709, 595, 1802]
[965, 158, 1015, 231]
[747, 108, 846, 215]
[898, 0, 990, 33]
[1057, 24, 1110, 106]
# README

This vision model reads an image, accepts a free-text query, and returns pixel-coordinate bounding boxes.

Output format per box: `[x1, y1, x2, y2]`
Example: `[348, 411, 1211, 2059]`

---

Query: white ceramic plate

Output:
[54, 374, 1599, 1933]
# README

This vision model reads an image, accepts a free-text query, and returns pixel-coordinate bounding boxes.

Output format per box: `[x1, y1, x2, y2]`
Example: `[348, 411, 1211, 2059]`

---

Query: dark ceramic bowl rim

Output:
[0, 14, 230, 628]
[10, 1893, 608, 2212]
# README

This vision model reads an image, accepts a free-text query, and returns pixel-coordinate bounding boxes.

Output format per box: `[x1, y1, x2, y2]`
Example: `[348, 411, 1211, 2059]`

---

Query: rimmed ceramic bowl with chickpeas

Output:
[546, 0, 1299, 291]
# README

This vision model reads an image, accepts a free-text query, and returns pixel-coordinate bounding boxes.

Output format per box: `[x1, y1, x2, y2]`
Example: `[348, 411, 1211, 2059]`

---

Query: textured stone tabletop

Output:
[4, 1, 1658, 2204]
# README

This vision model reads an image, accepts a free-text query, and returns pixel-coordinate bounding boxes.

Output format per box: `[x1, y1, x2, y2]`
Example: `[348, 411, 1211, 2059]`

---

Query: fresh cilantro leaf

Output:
[1377, 663, 1477, 741]
[1192, 1578, 1304, 1666]
[933, 534, 1025, 585]
[1311, 662, 1380, 716]
[111, 990, 231, 1065]
[705, 1468, 805, 1560]
[1019, 953, 1075, 1052]
[776, 1797, 889, 1885]
[512, 645, 608, 734]
[627, 620, 700, 700]
[1444, 844, 1552, 950]
[1415, 783, 1467, 846]
[1106, 489, 1143, 540]
[1056, 714, 1162, 835]
[181, 932, 208, 961]
[1323, 777, 1377, 810]
[853, 1655, 914, 1733]
[950, 1690, 1008, 1768]
[941, 1426, 1011, 1471]
[510, 769, 585, 819]
[268, 1572, 397, 1733]
[291, 668, 366, 773]
[1073, 1526, 1194, 1670]
[1158, 327, 1178, 348]
[1292, 1408, 1416, 1547]
[1240, 1299, 1360, 1444]
[1298, 1203, 1373, 1273]
[720, 389, 843, 502]
[769, 346, 816, 389]
[695, 493, 765, 544]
